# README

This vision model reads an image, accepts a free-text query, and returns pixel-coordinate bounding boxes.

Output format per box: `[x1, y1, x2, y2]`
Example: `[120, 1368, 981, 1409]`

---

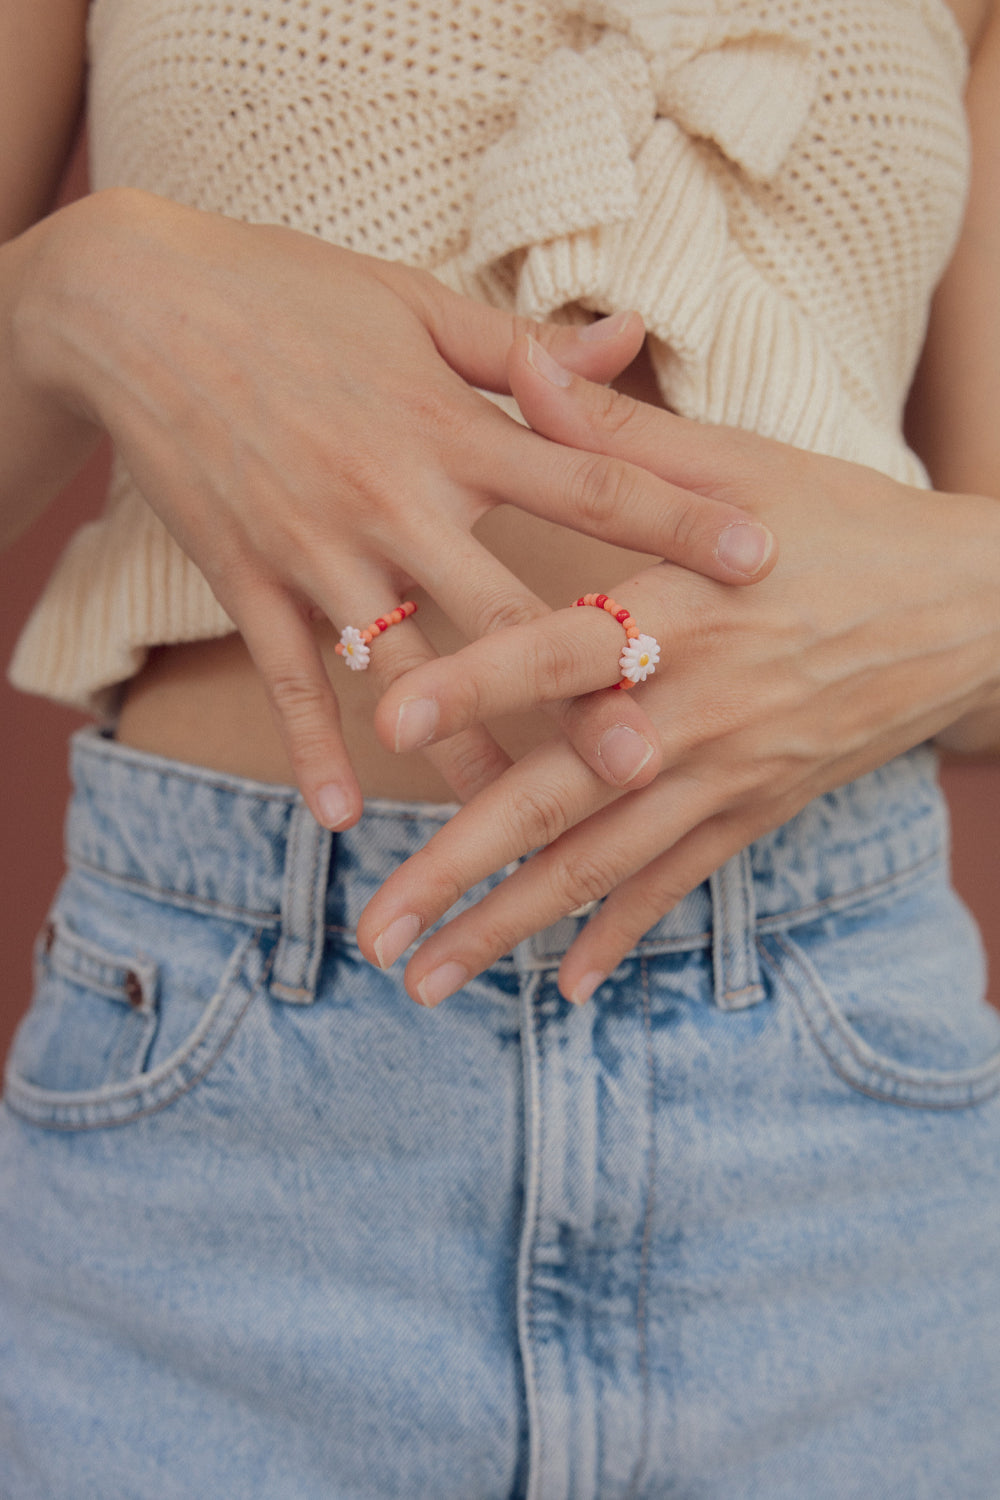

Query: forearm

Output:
[928, 487, 1000, 756]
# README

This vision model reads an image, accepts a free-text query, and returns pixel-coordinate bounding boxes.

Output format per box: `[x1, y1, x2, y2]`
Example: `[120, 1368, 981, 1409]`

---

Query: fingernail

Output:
[576, 311, 634, 342]
[570, 970, 606, 1006]
[374, 913, 422, 970]
[416, 961, 469, 1009]
[715, 521, 774, 577]
[526, 335, 572, 388]
[394, 696, 440, 753]
[316, 783, 353, 830]
[597, 724, 655, 786]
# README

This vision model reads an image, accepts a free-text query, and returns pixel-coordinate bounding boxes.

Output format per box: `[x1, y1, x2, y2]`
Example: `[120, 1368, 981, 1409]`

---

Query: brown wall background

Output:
[3, 147, 1000, 1067]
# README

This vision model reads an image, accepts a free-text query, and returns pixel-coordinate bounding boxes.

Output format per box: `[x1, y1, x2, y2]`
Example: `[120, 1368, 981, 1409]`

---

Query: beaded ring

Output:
[335, 600, 419, 671]
[574, 593, 661, 690]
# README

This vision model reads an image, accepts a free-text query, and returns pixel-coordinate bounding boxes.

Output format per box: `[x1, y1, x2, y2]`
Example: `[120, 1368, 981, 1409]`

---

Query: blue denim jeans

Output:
[3, 728, 1000, 1499]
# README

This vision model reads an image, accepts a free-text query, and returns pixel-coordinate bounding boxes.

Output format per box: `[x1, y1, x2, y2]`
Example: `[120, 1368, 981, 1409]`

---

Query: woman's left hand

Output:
[356, 340, 1000, 1006]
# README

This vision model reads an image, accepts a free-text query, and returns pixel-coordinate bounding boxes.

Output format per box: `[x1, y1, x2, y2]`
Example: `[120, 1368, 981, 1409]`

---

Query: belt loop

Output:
[270, 800, 333, 1005]
[709, 847, 764, 1011]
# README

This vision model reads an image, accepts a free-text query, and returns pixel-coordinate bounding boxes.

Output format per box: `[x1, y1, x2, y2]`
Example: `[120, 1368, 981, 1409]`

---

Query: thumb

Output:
[381, 262, 646, 391]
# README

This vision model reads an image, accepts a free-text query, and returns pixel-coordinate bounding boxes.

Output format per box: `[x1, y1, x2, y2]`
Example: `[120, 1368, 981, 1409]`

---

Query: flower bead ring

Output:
[574, 593, 660, 691]
[335, 600, 419, 671]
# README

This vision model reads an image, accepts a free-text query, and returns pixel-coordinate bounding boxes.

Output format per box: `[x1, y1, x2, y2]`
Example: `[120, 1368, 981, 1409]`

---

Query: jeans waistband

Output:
[64, 729, 946, 997]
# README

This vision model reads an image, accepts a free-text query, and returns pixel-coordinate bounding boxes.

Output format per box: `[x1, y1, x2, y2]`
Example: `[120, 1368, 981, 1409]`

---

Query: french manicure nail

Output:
[576, 310, 634, 342]
[597, 724, 655, 786]
[373, 913, 422, 970]
[570, 970, 606, 1006]
[526, 336, 572, 388]
[394, 696, 440, 753]
[316, 783, 353, 830]
[715, 521, 774, 577]
[416, 961, 469, 1009]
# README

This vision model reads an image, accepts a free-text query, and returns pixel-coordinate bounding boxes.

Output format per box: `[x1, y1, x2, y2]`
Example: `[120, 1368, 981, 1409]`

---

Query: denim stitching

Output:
[70, 834, 944, 974]
[517, 970, 545, 1500]
[764, 929, 1000, 1106]
[75, 736, 299, 802]
[625, 954, 656, 1500]
[5, 930, 267, 1128]
[68, 856, 282, 925]
[752, 847, 942, 936]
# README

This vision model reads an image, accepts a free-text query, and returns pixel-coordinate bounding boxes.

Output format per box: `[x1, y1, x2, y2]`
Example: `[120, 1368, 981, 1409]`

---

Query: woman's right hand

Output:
[7, 187, 776, 826]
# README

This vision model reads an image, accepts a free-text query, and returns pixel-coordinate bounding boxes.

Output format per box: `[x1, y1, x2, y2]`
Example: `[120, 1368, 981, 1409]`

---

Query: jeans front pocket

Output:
[759, 860, 1000, 1110]
[3, 878, 269, 1131]
[10, 917, 160, 1094]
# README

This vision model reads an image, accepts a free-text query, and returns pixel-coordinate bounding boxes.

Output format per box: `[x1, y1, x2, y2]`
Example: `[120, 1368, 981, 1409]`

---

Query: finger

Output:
[237, 587, 363, 830]
[382, 520, 664, 789]
[557, 813, 759, 1005]
[355, 737, 620, 971]
[389, 773, 720, 1006]
[375, 260, 647, 391]
[373, 597, 665, 788]
[498, 335, 779, 582]
[318, 568, 516, 805]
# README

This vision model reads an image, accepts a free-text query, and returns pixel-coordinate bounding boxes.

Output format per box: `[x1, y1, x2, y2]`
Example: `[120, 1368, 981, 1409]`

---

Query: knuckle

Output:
[502, 782, 567, 851]
[551, 847, 613, 912]
[527, 627, 575, 699]
[266, 666, 330, 729]
[471, 584, 542, 638]
[588, 381, 652, 438]
[662, 491, 709, 560]
[398, 380, 475, 451]
[435, 732, 509, 801]
[570, 452, 641, 533]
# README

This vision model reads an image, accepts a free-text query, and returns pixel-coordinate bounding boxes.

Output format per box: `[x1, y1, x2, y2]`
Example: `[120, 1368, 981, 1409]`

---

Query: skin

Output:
[3, 0, 998, 1006]
[352, 0, 1000, 1004]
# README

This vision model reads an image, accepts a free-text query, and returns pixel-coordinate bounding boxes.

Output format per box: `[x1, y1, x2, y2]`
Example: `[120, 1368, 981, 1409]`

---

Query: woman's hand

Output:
[6, 188, 777, 828]
[357, 340, 1000, 1004]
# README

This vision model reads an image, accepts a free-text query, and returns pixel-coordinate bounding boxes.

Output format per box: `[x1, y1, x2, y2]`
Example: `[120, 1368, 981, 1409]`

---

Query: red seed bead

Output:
[374, 617, 388, 632]
[595, 594, 608, 609]
[615, 609, 630, 624]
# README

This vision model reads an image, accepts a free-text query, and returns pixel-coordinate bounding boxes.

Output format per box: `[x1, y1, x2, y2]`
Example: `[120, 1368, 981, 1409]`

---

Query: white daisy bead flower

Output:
[337, 625, 371, 671]
[619, 633, 660, 685]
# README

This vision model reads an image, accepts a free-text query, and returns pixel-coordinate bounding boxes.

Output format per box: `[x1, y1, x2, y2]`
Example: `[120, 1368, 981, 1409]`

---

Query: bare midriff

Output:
[116, 344, 664, 800]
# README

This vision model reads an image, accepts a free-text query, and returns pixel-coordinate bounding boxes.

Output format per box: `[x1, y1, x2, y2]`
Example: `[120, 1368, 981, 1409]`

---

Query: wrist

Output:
[10, 187, 155, 422]
[926, 488, 1000, 750]
[0, 198, 117, 548]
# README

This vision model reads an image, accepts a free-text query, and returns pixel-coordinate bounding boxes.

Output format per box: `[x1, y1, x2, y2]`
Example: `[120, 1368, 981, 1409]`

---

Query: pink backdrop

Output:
[3, 143, 999, 1066]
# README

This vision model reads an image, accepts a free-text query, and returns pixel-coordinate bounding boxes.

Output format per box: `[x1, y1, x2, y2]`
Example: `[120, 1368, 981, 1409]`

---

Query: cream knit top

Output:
[10, 0, 970, 713]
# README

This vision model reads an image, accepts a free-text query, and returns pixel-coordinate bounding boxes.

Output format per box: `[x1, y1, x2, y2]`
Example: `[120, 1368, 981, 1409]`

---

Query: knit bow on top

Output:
[460, 0, 817, 370]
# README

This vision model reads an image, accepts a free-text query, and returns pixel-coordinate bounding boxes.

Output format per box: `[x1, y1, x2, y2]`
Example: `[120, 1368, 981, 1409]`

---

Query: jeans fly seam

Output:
[625, 953, 656, 1500]
[517, 970, 545, 1500]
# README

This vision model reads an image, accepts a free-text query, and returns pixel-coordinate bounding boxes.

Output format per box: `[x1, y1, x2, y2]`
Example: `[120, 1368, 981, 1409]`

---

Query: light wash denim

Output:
[3, 728, 1000, 1499]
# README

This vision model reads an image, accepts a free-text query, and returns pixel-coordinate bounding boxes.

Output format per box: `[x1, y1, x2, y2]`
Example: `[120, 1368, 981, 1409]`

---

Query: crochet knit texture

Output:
[10, 0, 970, 712]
